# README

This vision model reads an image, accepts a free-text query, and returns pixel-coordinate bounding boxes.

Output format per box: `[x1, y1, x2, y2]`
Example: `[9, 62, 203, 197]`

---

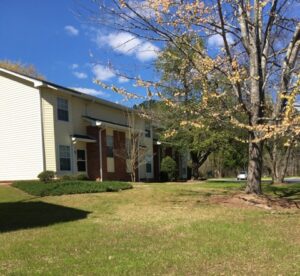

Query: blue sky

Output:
[0, 0, 161, 106]
[3, 1, 291, 106]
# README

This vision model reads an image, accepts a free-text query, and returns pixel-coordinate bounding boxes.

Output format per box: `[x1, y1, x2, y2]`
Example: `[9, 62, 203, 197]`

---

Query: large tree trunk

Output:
[245, 4, 265, 194]
[191, 151, 211, 179]
[191, 162, 201, 179]
[246, 132, 263, 194]
[269, 143, 292, 185]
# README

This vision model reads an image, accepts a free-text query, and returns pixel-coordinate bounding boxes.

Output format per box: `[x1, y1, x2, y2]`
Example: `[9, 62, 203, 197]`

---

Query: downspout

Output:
[158, 146, 161, 181]
[99, 128, 104, 182]
[71, 140, 76, 175]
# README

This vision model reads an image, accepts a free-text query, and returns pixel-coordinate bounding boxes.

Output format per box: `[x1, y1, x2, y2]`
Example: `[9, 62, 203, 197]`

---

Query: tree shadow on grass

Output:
[0, 201, 91, 233]
[269, 187, 300, 201]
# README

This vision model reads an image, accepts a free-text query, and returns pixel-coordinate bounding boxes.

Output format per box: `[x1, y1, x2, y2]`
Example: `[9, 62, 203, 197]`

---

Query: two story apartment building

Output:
[0, 67, 152, 181]
[0, 67, 188, 182]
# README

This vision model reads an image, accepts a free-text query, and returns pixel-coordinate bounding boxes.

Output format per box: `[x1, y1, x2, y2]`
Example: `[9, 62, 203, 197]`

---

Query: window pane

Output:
[60, 158, 71, 171]
[59, 145, 70, 158]
[58, 109, 69, 121]
[125, 139, 131, 158]
[146, 163, 152, 173]
[107, 136, 114, 158]
[145, 123, 151, 138]
[59, 146, 71, 171]
[57, 98, 69, 121]
[107, 148, 114, 158]
[107, 136, 113, 147]
[77, 161, 86, 172]
[57, 98, 68, 110]
[77, 150, 86, 161]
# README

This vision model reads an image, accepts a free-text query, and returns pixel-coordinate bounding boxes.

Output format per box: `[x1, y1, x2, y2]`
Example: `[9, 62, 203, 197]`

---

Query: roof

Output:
[72, 134, 96, 140]
[71, 134, 97, 143]
[82, 115, 130, 129]
[0, 67, 133, 112]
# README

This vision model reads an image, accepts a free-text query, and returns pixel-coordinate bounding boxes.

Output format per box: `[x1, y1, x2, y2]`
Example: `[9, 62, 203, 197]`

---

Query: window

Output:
[59, 145, 71, 171]
[146, 155, 152, 174]
[125, 138, 131, 158]
[146, 162, 152, 173]
[77, 150, 86, 172]
[145, 122, 151, 138]
[57, 97, 69, 121]
[107, 135, 114, 158]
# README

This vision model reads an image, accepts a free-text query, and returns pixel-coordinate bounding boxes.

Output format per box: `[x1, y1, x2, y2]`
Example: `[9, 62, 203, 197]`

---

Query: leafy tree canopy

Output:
[0, 60, 45, 79]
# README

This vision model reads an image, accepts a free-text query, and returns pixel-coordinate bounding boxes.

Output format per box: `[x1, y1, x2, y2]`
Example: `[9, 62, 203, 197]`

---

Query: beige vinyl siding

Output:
[40, 89, 57, 172]
[87, 103, 128, 126]
[40, 87, 153, 179]
[0, 75, 44, 180]
[41, 89, 74, 176]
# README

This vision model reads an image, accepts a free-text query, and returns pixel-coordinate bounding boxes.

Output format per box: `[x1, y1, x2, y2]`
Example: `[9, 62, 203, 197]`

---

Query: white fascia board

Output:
[0, 68, 43, 87]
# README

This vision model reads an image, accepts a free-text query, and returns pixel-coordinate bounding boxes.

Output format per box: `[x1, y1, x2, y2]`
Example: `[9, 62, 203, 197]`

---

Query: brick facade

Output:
[86, 126, 131, 181]
[103, 130, 131, 181]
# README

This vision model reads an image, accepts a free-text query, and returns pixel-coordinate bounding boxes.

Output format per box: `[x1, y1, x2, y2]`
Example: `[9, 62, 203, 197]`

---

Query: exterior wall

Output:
[86, 127, 131, 181]
[40, 89, 57, 172]
[40, 88, 83, 176]
[40, 87, 154, 181]
[0, 74, 44, 180]
[0, 72, 181, 182]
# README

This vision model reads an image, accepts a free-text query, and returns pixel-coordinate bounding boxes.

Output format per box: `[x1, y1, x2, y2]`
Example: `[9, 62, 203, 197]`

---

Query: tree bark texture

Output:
[269, 143, 292, 184]
[246, 132, 263, 194]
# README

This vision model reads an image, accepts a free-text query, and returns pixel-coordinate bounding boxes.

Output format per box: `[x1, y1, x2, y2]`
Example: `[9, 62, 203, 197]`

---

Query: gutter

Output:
[99, 128, 105, 182]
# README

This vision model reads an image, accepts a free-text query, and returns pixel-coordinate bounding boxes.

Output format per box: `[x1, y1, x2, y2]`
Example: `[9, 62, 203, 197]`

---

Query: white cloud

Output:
[97, 32, 141, 55]
[71, 87, 109, 98]
[92, 64, 115, 81]
[97, 32, 159, 61]
[208, 34, 234, 48]
[73, 71, 87, 79]
[136, 42, 159, 61]
[64, 25, 79, 36]
[71, 63, 79, 69]
[118, 76, 129, 83]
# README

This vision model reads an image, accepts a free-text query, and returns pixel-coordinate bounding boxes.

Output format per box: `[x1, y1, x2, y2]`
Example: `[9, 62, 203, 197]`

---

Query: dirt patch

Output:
[0, 182, 12, 186]
[210, 193, 300, 211]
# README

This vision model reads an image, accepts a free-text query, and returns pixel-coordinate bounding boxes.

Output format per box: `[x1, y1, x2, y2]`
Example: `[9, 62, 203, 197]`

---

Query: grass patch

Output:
[12, 180, 133, 196]
[1, 181, 299, 275]
[264, 183, 300, 201]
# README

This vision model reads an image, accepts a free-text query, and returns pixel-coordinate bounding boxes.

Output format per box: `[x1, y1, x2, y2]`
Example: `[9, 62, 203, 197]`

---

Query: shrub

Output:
[76, 174, 89, 181]
[12, 180, 133, 196]
[160, 156, 177, 181]
[61, 175, 74, 181]
[159, 171, 169, 182]
[38, 171, 55, 183]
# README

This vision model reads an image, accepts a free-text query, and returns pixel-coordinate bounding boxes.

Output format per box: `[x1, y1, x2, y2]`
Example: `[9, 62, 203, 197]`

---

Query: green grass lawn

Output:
[12, 180, 133, 196]
[1, 181, 300, 275]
